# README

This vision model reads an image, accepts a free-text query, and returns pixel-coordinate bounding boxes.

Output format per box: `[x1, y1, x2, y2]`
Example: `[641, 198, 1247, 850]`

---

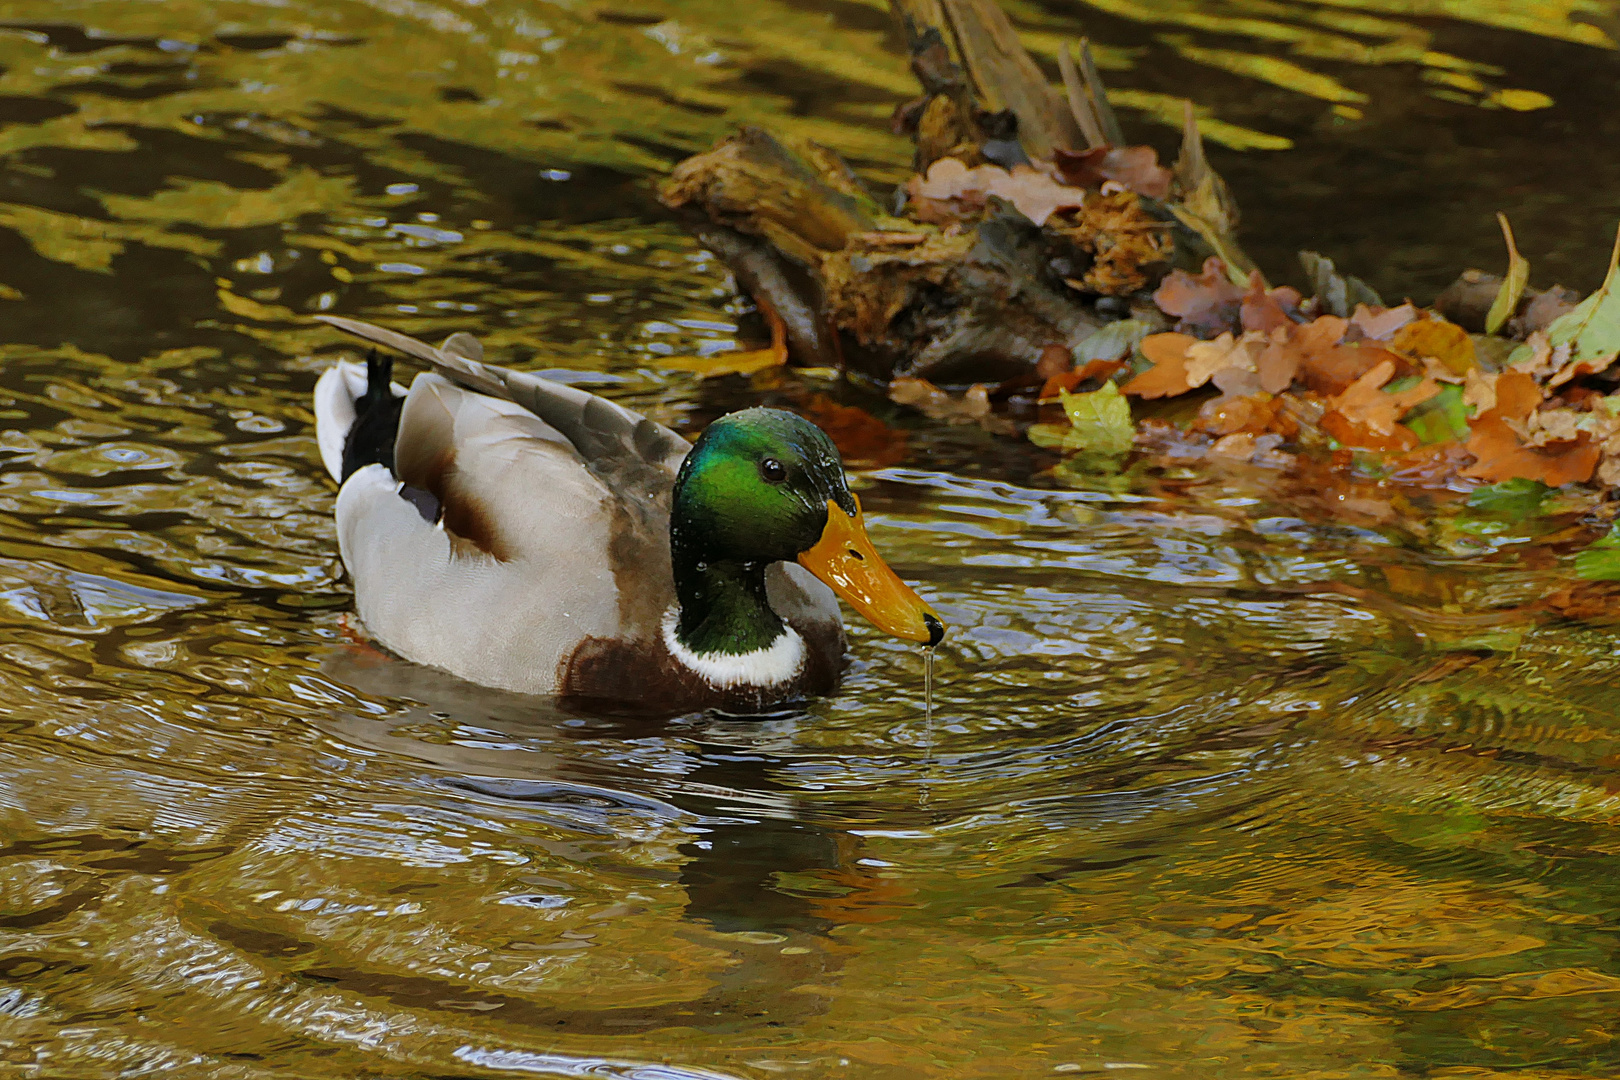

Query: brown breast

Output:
[556, 616, 845, 715]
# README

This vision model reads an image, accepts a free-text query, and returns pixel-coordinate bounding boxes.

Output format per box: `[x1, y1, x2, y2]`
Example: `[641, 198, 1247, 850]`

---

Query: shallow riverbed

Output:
[1, 2, 1619, 1077]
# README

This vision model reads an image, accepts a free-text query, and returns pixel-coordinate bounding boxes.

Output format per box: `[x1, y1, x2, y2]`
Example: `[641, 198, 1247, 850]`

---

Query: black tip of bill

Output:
[923, 612, 945, 649]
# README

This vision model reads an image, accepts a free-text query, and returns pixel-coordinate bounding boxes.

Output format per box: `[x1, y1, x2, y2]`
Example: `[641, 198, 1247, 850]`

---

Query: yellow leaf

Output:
[1485, 212, 1529, 335]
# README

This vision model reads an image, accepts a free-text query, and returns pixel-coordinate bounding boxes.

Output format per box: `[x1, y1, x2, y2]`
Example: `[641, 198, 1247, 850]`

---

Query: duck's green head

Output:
[671, 407, 943, 647]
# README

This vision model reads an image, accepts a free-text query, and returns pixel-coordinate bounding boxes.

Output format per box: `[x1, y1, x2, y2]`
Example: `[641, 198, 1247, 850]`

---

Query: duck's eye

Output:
[760, 457, 787, 484]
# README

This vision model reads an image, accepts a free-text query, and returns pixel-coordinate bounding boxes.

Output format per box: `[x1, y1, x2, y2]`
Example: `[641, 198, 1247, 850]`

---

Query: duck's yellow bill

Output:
[798, 498, 944, 647]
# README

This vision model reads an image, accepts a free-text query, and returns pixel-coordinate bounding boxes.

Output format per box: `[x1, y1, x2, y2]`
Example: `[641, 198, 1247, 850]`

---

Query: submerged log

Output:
[659, 0, 1259, 384]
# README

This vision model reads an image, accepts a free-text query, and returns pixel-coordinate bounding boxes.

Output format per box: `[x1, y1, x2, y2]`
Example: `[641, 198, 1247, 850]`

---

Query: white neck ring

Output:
[661, 607, 805, 689]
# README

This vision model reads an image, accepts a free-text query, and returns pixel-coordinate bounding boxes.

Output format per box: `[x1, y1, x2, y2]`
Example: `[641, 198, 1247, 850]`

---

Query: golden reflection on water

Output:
[0, 1, 1619, 1077]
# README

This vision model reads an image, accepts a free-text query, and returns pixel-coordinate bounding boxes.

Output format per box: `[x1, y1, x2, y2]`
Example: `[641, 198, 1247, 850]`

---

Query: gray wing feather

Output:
[316, 315, 691, 493]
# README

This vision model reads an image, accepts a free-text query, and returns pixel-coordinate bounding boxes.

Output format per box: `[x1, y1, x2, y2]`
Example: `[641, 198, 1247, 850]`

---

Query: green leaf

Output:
[1484, 212, 1529, 335]
[1467, 477, 1549, 519]
[1054, 381, 1135, 453]
[1543, 223, 1620, 366]
[1073, 319, 1153, 365]
[1403, 383, 1470, 444]
[1575, 522, 1620, 581]
[1026, 423, 1073, 449]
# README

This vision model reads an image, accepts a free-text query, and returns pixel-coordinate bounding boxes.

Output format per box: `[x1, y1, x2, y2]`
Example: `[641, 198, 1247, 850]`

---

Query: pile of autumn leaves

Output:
[1029, 239, 1620, 492]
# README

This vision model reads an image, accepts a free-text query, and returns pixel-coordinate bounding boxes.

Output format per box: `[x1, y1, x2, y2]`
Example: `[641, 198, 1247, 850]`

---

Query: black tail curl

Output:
[340, 348, 405, 481]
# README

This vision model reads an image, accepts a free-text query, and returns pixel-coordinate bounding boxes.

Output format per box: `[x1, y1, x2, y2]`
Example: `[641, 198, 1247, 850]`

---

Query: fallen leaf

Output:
[1321, 410, 1419, 452]
[1464, 414, 1600, 488]
[1542, 223, 1620, 372]
[1508, 331, 1568, 381]
[1040, 359, 1123, 400]
[1327, 361, 1440, 436]
[1485, 212, 1530, 335]
[1493, 369, 1543, 423]
[1184, 331, 1261, 390]
[1240, 272, 1302, 333]
[1121, 333, 1197, 398]
[1549, 354, 1618, 389]
[1403, 383, 1470, 444]
[1152, 257, 1245, 336]
[908, 157, 1085, 228]
[889, 376, 991, 423]
[1513, 406, 1608, 447]
[1350, 302, 1418, 341]
[1417, 355, 1466, 385]
[1193, 392, 1295, 438]
[1072, 319, 1154, 365]
[1390, 317, 1477, 376]
[1057, 380, 1135, 453]
[1052, 144, 1173, 199]
[1285, 315, 1402, 395]
[1463, 368, 1498, 415]
[1255, 331, 1301, 394]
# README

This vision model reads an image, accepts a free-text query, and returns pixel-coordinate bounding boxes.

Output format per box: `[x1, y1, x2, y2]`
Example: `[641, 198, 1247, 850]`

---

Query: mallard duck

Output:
[312, 315, 943, 712]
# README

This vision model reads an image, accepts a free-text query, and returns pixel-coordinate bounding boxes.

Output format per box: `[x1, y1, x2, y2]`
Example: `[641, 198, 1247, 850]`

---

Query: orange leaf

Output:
[1461, 368, 1598, 485]
[1327, 359, 1440, 436]
[1462, 417, 1599, 486]
[1493, 369, 1542, 423]
[1300, 344, 1399, 396]
[1321, 409, 1420, 452]
[1040, 358, 1123, 400]
[1254, 337, 1299, 394]
[1193, 392, 1294, 438]
[1120, 333, 1196, 398]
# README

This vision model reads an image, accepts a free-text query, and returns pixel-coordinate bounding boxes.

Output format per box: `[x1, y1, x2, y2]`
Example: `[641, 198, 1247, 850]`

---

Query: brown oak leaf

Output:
[1240, 272, 1302, 334]
[1327, 359, 1440, 436]
[1153, 258, 1245, 336]
[1462, 370, 1599, 485]
[1350, 302, 1419, 342]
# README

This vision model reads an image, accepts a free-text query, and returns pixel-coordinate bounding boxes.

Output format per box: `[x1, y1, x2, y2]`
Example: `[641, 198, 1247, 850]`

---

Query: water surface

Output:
[2, 2, 1620, 1077]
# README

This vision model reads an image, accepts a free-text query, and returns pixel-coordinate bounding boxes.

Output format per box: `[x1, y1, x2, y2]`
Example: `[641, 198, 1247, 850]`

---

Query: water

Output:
[1, 1, 1620, 1076]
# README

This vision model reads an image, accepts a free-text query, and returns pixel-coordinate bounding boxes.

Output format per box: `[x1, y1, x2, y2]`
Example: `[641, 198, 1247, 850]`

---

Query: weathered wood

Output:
[663, 0, 1219, 384]
[933, 0, 1082, 159]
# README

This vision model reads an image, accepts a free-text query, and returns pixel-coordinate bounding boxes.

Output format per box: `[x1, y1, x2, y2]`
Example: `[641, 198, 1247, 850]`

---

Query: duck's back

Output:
[320, 362, 688, 695]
